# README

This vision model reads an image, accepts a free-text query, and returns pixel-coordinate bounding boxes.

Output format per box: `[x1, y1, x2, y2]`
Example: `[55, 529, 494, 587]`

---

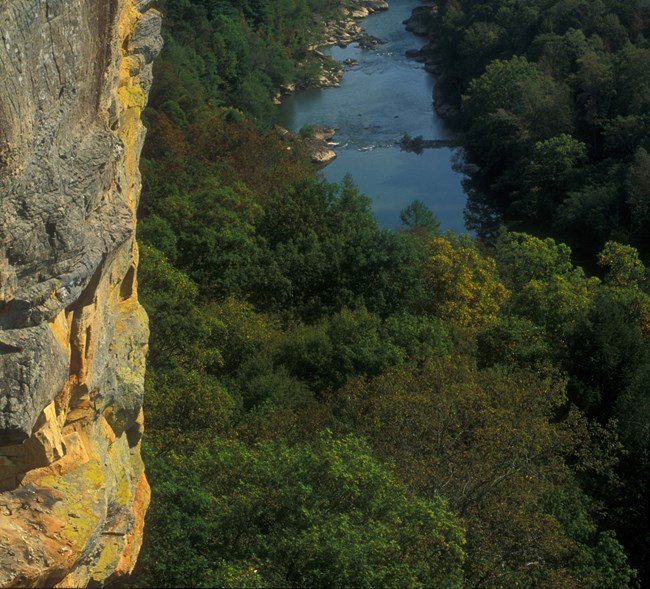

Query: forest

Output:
[126, 0, 650, 587]
[431, 0, 650, 262]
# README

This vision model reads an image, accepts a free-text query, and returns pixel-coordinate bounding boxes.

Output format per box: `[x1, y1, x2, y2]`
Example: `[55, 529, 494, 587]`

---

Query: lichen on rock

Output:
[0, 0, 161, 585]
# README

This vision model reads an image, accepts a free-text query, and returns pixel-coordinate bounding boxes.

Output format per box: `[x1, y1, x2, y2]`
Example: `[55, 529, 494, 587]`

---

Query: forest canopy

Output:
[129, 0, 650, 587]
[431, 0, 650, 262]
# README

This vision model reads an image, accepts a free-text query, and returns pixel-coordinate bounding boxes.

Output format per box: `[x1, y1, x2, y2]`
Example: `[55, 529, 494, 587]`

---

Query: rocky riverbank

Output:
[310, 0, 390, 89]
[274, 0, 389, 102]
[320, 0, 389, 49]
[283, 0, 466, 166]
[300, 126, 339, 165]
[275, 125, 338, 165]
[278, 0, 391, 163]
[402, 0, 460, 120]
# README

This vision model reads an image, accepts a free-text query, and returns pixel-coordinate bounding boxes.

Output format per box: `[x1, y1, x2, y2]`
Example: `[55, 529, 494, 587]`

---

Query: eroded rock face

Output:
[0, 0, 161, 585]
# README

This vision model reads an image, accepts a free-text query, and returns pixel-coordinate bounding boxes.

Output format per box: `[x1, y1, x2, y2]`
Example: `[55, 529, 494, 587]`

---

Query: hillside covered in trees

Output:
[429, 0, 650, 261]
[128, 0, 650, 587]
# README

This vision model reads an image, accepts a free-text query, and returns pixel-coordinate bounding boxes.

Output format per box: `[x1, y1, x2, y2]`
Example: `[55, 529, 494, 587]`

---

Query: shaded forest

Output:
[430, 0, 650, 262]
[127, 0, 650, 587]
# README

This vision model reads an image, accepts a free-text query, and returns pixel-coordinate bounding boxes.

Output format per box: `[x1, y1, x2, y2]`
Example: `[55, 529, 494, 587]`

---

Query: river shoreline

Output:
[276, 0, 394, 163]
[401, 1, 461, 120]
[290, 0, 466, 167]
[275, 0, 391, 103]
[277, 0, 470, 231]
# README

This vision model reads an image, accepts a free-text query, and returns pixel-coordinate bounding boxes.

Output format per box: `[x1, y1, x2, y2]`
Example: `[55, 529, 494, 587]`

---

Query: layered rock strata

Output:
[0, 0, 161, 585]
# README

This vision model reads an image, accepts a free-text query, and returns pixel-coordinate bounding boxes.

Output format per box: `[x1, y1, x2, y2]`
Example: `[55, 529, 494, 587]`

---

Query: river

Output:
[277, 0, 468, 232]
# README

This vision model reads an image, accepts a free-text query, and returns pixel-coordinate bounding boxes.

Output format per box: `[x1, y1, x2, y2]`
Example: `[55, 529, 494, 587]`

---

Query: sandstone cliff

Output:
[0, 0, 161, 585]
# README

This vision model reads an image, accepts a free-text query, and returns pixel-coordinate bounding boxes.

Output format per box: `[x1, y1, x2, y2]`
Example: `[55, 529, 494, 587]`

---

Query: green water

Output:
[277, 0, 468, 231]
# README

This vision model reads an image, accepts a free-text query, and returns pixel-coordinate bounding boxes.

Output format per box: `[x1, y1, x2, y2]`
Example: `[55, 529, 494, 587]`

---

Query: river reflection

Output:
[277, 0, 468, 232]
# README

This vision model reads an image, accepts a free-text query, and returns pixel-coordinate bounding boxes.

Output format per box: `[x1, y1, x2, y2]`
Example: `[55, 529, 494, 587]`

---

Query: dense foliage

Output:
[130, 0, 650, 587]
[430, 0, 650, 262]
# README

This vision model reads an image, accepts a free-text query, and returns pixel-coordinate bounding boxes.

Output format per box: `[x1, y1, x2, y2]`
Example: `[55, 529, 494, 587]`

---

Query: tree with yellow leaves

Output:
[419, 235, 509, 328]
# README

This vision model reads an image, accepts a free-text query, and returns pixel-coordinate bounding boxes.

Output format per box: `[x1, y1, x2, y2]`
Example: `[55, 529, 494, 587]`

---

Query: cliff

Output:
[0, 0, 161, 586]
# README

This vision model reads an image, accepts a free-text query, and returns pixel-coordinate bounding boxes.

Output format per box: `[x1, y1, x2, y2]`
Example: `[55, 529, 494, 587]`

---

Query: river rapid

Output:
[277, 0, 468, 231]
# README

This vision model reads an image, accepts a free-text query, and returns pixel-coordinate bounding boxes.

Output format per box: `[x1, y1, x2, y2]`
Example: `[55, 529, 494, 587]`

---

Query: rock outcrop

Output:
[0, 0, 161, 585]
[403, 3, 437, 37]
[302, 127, 338, 165]
[321, 0, 389, 49]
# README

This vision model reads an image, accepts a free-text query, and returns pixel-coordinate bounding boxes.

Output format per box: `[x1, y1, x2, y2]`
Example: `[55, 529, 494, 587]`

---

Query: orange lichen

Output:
[115, 0, 146, 216]
[49, 310, 71, 355]
[0, 0, 153, 583]
[113, 472, 151, 577]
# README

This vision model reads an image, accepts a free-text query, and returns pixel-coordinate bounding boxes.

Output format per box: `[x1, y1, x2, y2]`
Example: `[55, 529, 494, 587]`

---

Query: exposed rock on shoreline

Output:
[278, 0, 391, 162]
[305, 141, 338, 165]
[322, 0, 389, 48]
[276, 125, 337, 164]
[403, 1, 460, 120]
[274, 0, 389, 103]
[300, 126, 338, 164]
[313, 0, 389, 85]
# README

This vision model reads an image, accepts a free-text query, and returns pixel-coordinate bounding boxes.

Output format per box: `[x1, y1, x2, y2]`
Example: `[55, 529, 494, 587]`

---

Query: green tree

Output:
[138, 433, 465, 588]
[598, 241, 646, 288]
[477, 314, 552, 370]
[615, 46, 650, 117]
[574, 48, 615, 125]
[399, 199, 441, 235]
[516, 134, 588, 220]
[329, 358, 633, 588]
[272, 307, 402, 395]
[625, 147, 650, 248]
[554, 183, 620, 249]
[494, 231, 582, 291]
[462, 56, 573, 172]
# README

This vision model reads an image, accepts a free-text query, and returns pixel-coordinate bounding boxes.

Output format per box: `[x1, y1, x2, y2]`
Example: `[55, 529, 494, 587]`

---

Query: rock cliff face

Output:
[0, 0, 161, 585]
